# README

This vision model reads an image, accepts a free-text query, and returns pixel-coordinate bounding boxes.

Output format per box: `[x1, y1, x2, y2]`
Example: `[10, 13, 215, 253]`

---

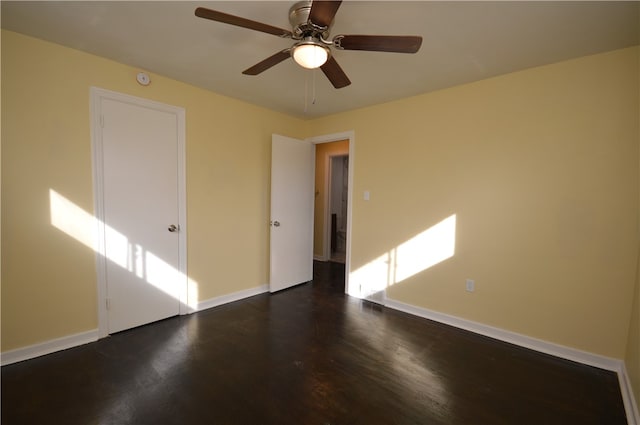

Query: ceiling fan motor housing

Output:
[289, 0, 332, 39]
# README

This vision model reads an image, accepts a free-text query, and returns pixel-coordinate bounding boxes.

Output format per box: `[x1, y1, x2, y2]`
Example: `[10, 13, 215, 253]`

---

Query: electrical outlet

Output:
[466, 279, 475, 292]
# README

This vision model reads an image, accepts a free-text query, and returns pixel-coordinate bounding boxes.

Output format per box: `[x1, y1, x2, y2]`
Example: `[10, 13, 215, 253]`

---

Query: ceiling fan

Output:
[195, 1, 423, 89]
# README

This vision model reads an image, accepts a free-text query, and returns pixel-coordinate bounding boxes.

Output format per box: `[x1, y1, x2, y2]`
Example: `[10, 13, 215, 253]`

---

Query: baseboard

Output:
[385, 297, 639, 424]
[1, 329, 99, 366]
[197, 284, 269, 312]
[385, 298, 620, 370]
[619, 363, 640, 425]
[1, 286, 269, 367]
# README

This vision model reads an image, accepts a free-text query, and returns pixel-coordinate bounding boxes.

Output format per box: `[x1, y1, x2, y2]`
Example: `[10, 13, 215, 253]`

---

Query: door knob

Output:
[272, 221, 281, 227]
[168, 224, 179, 232]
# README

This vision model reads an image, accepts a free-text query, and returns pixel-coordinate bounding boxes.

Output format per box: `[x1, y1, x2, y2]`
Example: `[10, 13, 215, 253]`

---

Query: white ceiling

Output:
[2, 1, 638, 119]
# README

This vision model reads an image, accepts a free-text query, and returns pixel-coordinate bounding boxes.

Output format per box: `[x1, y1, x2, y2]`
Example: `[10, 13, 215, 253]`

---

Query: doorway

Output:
[308, 131, 361, 298]
[269, 131, 356, 297]
[313, 140, 349, 264]
[329, 154, 348, 263]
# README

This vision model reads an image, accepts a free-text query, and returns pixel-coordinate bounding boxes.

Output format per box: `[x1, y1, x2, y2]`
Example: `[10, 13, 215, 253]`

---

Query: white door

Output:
[97, 92, 185, 334]
[270, 134, 315, 292]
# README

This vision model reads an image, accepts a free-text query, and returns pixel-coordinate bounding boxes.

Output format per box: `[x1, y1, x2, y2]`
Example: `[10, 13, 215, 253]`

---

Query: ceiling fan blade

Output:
[242, 50, 291, 75]
[320, 56, 351, 89]
[334, 35, 423, 53]
[309, 1, 342, 28]
[195, 7, 292, 38]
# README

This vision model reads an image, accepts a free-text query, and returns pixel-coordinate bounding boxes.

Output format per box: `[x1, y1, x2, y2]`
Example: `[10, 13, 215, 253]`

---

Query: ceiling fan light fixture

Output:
[292, 41, 329, 69]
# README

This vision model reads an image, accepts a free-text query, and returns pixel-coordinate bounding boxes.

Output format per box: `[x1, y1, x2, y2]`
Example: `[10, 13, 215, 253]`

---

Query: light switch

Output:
[364, 190, 370, 201]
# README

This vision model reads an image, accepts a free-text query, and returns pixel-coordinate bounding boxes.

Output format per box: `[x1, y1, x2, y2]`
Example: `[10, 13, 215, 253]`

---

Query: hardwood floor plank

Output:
[1, 261, 627, 424]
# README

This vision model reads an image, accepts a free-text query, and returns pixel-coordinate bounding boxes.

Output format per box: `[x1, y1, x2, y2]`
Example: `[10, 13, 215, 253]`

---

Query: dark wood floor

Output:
[2, 261, 627, 424]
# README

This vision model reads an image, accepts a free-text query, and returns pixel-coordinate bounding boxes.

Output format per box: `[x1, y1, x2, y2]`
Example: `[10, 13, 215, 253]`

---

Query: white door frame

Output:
[90, 87, 188, 338]
[307, 131, 355, 297]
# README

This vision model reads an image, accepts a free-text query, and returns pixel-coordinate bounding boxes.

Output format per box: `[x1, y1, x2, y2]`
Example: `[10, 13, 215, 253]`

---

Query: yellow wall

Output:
[1, 30, 306, 351]
[627, 267, 640, 412]
[2, 29, 639, 365]
[313, 140, 349, 258]
[625, 51, 640, 414]
[308, 47, 639, 359]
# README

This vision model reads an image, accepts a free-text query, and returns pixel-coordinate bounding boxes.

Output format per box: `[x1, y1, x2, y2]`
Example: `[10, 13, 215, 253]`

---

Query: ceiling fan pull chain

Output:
[312, 68, 317, 105]
[304, 71, 309, 113]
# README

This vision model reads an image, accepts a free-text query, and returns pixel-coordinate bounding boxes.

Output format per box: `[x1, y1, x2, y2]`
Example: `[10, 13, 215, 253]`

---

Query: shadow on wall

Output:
[350, 214, 457, 298]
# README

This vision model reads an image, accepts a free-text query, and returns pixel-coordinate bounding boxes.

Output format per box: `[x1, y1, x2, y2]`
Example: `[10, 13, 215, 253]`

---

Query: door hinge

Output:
[106, 298, 111, 310]
[100, 114, 105, 128]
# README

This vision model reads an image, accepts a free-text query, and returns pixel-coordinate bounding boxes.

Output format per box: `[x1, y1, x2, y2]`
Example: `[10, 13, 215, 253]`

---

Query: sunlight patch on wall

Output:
[49, 189, 198, 310]
[49, 188, 102, 253]
[350, 252, 392, 298]
[350, 214, 457, 299]
[394, 214, 456, 283]
[187, 278, 199, 311]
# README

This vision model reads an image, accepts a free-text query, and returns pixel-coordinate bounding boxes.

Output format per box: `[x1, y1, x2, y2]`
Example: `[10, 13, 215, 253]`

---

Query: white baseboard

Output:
[197, 284, 269, 312]
[1, 329, 99, 366]
[385, 298, 619, 369]
[1, 285, 269, 366]
[385, 297, 638, 424]
[619, 363, 640, 425]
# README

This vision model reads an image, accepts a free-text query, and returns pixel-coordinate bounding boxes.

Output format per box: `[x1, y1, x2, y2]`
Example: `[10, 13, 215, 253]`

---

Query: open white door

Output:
[270, 134, 315, 292]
